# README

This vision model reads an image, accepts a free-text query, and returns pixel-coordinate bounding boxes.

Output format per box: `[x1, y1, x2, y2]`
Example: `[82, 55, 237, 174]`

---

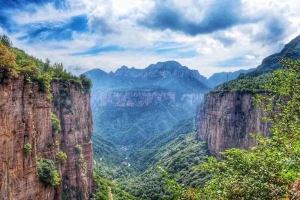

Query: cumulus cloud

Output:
[138, 0, 253, 35]
[253, 16, 289, 45]
[0, 0, 299, 77]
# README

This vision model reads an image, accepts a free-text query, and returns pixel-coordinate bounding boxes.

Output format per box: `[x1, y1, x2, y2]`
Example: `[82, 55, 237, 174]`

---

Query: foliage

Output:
[51, 113, 61, 135]
[0, 43, 18, 77]
[37, 158, 61, 187]
[213, 73, 271, 92]
[92, 171, 135, 200]
[196, 59, 300, 199]
[75, 144, 82, 154]
[55, 151, 68, 164]
[80, 74, 93, 92]
[0, 34, 12, 47]
[116, 132, 209, 199]
[0, 35, 92, 93]
[23, 143, 33, 155]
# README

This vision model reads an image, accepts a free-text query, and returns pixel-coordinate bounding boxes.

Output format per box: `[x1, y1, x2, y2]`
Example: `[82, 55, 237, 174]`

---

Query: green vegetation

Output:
[0, 34, 92, 93]
[92, 171, 136, 200]
[51, 113, 61, 135]
[37, 158, 60, 187]
[0, 35, 12, 47]
[75, 144, 82, 154]
[213, 73, 270, 92]
[23, 143, 32, 155]
[55, 151, 68, 164]
[93, 59, 300, 199]
[116, 132, 209, 199]
[93, 104, 194, 148]
[164, 59, 300, 199]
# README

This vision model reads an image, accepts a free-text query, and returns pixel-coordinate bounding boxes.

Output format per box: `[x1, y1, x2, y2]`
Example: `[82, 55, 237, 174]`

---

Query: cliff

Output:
[0, 72, 93, 199]
[93, 91, 176, 107]
[199, 35, 300, 156]
[92, 90, 205, 107]
[196, 91, 270, 157]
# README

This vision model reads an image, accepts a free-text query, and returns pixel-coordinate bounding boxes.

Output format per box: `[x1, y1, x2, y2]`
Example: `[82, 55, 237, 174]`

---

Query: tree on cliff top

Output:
[193, 59, 300, 199]
[0, 34, 12, 47]
[0, 43, 17, 69]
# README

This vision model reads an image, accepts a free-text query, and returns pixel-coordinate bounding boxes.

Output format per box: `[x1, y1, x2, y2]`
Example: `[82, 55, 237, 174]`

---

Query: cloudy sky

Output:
[0, 0, 299, 77]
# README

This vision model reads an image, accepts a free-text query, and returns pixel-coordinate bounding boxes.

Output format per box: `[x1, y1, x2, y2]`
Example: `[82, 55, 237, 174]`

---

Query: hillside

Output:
[215, 35, 300, 91]
[85, 61, 211, 167]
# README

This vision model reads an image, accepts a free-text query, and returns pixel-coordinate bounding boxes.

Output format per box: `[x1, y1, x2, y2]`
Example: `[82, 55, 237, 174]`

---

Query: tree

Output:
[0, 43, 17, 69]
[37, 158, 61, 187]
[0, 34, 12, 47]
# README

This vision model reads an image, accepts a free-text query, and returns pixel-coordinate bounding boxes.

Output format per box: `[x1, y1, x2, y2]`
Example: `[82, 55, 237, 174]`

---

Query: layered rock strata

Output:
[196, 91, 270, 157]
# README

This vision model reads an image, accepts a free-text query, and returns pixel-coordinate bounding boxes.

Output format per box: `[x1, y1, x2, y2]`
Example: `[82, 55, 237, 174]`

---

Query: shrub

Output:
[0, 43, 18, 77]
[75, 144, 82, 154]
[37, 158, 61, 187]
[56, 151, 68, 164]
[0, 34, 12, 47]
[23, 143, 32, 155]
[80, 74, 92, 92]
[51, 113, 61, 135]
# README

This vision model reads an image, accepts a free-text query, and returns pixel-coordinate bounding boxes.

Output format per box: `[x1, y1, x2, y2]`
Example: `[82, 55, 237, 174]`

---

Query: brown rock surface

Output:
[196, 91, 270, 157]
[0, 72, 93, 200]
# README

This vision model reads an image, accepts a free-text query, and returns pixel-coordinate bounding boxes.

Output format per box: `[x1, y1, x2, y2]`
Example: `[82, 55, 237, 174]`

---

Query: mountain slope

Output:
[207, 68, 255, 88]
[85, 61, 211, 168]
[197, 34, 300, 158]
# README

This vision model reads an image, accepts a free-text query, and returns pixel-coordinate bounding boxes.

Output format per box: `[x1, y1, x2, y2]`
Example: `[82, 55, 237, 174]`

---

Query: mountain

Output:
[207, 68, 255, 88]
[250, 35, 300, 76]
[86, 60, 210, 93]
[197, 34, 300, 156]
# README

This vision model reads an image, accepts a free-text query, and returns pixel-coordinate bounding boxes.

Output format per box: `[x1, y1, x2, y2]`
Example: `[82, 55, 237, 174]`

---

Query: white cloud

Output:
[11, 2, 84, 25]
[3, 0, 300, 77]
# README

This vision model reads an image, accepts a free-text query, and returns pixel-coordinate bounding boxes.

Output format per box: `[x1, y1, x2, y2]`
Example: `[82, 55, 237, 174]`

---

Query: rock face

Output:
[92, 91, 205, 107]
[0, 73, 93, 199]
[196, 91, 270, 157]
[93, 91, 176, 107]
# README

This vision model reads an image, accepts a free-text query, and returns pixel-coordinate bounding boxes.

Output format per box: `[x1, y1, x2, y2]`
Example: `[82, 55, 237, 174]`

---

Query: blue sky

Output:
[0, 0, 299, 77]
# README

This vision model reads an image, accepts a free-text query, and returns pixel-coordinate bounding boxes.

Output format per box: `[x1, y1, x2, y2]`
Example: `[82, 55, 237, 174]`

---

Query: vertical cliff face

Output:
[93, 91, 176, 107]
[196, 91, 270, 157]
[0, 72, 93, 200]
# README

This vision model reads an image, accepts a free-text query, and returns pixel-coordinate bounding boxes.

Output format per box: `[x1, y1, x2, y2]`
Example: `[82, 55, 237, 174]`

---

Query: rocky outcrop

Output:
[0, 72, 93, 200]
[93, 91, 176, 107]
[92, 91, 206, 108]
[196, 91, 270, 157]
[180, 94, 204, 106]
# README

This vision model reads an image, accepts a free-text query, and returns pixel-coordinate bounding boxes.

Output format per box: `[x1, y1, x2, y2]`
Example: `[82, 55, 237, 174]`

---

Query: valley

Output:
[88, 35, 300, 199]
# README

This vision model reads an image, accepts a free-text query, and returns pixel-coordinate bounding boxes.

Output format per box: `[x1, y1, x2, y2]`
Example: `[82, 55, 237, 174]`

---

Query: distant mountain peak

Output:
[281, 34, 300, 54]
[146, 60, 186, 71]
[251, 34, 300, 76]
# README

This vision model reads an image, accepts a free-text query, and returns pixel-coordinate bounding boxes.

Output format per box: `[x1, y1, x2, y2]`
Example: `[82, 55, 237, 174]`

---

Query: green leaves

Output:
[37, 158, 61, 187]
[51, 113, 61, 135]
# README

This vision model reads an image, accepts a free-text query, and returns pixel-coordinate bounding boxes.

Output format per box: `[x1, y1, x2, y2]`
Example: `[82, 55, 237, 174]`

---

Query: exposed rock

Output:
[93, 91, 176, 107]
[0, 73, 93, 200]
[196, 91, 270, 157]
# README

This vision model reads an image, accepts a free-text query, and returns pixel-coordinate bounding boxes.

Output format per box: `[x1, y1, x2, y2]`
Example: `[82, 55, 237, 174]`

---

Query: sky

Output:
[0, 0, 299, 77]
